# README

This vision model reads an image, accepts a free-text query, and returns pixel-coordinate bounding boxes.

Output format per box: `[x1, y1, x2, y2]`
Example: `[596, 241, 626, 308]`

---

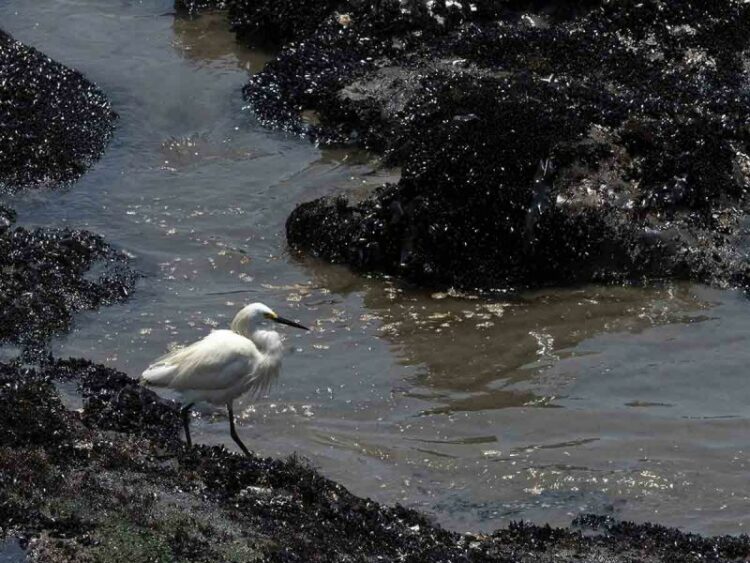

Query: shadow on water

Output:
[3, 0, 750, 537]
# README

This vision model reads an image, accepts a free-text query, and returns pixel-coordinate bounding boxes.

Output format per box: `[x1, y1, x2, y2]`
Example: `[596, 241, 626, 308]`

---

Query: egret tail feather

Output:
[141, 363, 179, 387]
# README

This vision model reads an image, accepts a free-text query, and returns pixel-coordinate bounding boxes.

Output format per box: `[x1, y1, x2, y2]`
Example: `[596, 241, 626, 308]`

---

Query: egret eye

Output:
[263, 312, 276, 319]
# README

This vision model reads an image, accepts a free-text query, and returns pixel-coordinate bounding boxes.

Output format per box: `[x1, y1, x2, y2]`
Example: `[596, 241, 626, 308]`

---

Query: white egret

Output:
[141, 302, 309, 456]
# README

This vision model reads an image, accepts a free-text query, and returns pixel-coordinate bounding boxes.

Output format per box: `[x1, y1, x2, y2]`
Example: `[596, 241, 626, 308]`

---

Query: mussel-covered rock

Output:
[0, 223, 136, 355]
[228, 0, 341, 47]
[0, 29, 116, 193]
[234, 0, 750, 290]
[0, 206, 16, 231]
[0, 30, 132, 353]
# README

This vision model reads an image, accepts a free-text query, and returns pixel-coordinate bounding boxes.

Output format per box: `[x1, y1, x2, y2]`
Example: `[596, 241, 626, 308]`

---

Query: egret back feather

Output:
[143, 330, 258, 388]
[139, 302, 306, 456]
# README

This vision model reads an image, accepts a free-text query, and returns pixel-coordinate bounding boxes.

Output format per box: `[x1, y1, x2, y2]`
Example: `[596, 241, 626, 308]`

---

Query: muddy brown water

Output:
[3, 0, 750, 536]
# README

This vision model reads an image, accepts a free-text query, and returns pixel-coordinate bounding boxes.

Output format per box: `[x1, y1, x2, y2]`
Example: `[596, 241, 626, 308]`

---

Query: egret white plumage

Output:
[141, 302, 309, 456]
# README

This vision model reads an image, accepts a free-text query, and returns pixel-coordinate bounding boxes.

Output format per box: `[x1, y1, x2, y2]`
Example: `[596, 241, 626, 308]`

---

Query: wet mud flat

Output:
[3, 358, 750, 562]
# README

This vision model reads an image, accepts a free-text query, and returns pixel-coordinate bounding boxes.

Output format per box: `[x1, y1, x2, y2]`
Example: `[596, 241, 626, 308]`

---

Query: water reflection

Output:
[159, 133, 270, 169]
[300, 257, 712, 414]
[171, 12, 274, 72]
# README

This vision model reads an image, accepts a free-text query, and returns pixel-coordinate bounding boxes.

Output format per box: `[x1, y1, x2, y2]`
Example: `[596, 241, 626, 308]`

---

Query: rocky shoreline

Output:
[4, 359, 750, 561]
[238, 0, 750, 292]
[4, 4, 750, 561]
[0, 209, 135, 358]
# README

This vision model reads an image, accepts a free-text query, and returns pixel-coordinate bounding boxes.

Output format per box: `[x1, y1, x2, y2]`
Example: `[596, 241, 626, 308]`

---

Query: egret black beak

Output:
[274, 316, 310, 331]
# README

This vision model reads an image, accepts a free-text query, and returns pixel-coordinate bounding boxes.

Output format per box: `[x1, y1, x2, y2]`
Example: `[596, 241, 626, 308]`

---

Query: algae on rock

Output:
[0, 30, 116, 193]
[232, 0, 750, 291]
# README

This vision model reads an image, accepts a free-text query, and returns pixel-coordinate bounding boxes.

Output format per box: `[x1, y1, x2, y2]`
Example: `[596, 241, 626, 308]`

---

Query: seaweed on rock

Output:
[0, 211, 136, 355]
[233, 0, 750, 290]
[228, 0, 342, 47]
[0, 29, 134, 354]
[0, 30, 116, 193]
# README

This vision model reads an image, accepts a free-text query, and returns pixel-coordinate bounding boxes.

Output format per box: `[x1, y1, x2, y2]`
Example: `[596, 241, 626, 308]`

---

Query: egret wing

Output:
[143, 330, 261, 391]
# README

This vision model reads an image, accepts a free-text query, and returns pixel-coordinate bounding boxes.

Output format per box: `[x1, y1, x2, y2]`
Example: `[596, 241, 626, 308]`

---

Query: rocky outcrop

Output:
[0, 209, 135, 356]
[231, 0, 750, 290]
[0, 30, 116, 193]
[228, 0, 341, 47]
[3, 357, 750, 562]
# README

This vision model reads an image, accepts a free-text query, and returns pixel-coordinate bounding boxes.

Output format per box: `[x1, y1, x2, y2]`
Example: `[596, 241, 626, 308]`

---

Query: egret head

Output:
[230, 302, 309, 337]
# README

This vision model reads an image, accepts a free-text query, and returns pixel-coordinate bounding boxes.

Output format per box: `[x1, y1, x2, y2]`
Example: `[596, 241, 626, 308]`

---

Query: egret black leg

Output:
[180, 402, 194, 448]
[227, 402, 251, 457]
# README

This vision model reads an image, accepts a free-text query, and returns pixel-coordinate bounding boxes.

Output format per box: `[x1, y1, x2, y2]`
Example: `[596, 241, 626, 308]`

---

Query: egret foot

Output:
[181, 402, 194, 448]
[227, 402, 251, 457]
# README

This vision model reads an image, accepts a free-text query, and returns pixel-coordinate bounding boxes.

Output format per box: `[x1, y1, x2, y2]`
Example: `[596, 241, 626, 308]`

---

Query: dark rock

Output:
[0, 206, 16, 231]
[228, 0, 342, 47]
[3, 357, 750, 561]
[0, 29, 116, 193]
[0, 362, 73, 452]
[234, 0, 750, 290]
[50, 358, 181, 441]
[0, 223, 136, 356]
